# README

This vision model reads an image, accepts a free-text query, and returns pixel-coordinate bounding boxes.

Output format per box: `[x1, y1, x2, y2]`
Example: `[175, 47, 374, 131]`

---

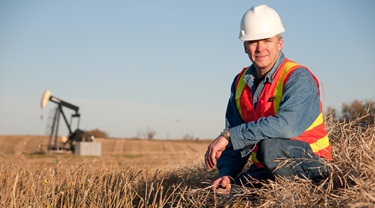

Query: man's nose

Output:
[256, 41, 265, 51]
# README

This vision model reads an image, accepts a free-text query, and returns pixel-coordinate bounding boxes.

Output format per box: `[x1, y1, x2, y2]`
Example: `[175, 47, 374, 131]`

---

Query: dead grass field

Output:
[0, 135, 211, 171]
[0, 114, 374, 207]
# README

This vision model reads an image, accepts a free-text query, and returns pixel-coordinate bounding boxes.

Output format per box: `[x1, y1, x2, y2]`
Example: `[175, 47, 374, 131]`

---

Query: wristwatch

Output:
[220, 128, 231, 142]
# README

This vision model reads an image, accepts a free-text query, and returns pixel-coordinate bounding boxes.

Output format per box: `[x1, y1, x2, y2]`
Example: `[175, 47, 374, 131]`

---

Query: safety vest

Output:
[235, 58, 332, 168]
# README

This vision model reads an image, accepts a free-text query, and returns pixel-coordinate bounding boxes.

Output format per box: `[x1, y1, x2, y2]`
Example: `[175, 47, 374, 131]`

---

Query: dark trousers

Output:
[235, 139, 330, 187]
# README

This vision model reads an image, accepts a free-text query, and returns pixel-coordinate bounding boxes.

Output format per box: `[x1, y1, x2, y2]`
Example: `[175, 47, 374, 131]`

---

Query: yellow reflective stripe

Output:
[235, 67, 250, 119]
[310, 135, 330, 153]
[274, 61, 299, 113]
[251, 152, 260, 163]
[306, 113, 324, 131]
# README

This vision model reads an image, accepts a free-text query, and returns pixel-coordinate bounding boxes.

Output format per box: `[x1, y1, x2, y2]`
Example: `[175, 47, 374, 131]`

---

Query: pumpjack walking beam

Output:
[49, 96, 80, 135]
[41, 90, 86, 151]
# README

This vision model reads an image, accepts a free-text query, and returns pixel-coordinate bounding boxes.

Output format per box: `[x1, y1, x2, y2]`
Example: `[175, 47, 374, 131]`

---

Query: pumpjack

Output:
[41, 89, 93, 151]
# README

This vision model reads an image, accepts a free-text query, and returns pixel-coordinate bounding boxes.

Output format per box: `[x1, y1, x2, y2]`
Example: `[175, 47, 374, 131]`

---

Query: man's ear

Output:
[277, 38, 284, 51]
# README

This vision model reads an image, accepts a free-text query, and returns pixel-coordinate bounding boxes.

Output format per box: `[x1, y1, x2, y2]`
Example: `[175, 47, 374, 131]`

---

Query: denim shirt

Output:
[217, 52, 321, 179]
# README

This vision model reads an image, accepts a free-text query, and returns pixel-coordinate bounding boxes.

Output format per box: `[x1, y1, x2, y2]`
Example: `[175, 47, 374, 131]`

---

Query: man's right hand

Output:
[212, 176, 231, 194]
[204, 135, 229, 170]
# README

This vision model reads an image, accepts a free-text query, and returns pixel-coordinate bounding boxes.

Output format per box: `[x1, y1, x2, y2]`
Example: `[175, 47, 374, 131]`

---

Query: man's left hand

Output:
[204, 136, 229, 170]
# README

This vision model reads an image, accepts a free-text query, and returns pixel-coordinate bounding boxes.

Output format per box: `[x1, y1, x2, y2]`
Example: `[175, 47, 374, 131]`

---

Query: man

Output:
[204, 4, 331, 193]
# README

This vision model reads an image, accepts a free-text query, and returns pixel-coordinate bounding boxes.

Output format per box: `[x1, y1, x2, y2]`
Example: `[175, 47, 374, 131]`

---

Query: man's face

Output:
[244, 36, 283, 72]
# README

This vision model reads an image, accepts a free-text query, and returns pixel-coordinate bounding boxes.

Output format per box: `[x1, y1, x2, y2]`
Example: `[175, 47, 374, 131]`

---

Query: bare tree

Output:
[341, 99, 375, 125]
[136, 127, 156, 139]
[326, 106, 338, 121]
[146, 127, 156, 140]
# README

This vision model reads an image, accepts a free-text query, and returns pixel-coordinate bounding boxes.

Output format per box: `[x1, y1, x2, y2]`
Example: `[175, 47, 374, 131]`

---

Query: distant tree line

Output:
[87, 128, 109, 138]
[327, 99, 374, 126]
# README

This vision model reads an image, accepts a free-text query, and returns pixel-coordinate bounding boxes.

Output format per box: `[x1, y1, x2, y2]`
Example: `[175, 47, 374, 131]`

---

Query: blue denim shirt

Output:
[217, 52, 321, 178]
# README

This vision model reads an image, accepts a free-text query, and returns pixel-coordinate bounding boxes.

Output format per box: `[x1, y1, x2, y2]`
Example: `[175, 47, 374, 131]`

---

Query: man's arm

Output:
[215, 76, 249, 179]
[230, 68, 321, 151]
[217, 142, 250, 179]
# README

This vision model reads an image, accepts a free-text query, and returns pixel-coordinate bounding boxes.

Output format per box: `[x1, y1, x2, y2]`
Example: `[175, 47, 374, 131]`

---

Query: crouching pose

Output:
[204, 4, 331, 192]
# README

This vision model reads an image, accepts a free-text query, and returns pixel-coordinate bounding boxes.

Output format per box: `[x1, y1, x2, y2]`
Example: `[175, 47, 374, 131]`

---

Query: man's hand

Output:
[213, 176, 231, 194]
[204, 135, 229, 170]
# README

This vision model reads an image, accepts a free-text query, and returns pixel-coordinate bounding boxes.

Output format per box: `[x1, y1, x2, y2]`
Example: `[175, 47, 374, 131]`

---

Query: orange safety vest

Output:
[235, 58, 332, 168]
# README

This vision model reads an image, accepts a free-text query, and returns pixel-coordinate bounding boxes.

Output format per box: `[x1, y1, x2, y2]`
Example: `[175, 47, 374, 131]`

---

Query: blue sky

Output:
[1, 1, 374, 139]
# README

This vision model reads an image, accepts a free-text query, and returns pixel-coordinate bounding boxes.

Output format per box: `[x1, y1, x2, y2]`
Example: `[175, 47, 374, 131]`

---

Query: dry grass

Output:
[0, 114, 375, 207]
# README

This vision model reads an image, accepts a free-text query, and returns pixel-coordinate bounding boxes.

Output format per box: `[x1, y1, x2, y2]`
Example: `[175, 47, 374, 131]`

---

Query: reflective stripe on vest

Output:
[235, 59, 332, 168]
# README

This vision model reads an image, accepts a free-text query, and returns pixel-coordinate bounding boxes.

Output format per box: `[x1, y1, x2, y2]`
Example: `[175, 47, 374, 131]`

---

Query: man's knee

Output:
[256, 139, 288, 169]
[256, 139, 330, 180]
[256, 139, 312, 174]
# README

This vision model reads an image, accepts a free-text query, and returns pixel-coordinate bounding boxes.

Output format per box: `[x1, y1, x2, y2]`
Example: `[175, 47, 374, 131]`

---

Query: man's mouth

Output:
[255, 55, 267, 60]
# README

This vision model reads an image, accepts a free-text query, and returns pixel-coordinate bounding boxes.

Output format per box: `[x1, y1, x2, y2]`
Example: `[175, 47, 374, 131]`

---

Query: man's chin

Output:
[254, 60, 269, 67]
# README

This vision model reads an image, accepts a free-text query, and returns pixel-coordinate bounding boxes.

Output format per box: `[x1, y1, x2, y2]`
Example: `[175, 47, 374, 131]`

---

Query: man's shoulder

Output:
[288, 67, 315, 79]
[285, 67, 319, 90]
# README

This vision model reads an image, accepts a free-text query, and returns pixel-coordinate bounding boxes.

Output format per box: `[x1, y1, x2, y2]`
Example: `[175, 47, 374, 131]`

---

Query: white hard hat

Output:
[239, 5, 285, 41]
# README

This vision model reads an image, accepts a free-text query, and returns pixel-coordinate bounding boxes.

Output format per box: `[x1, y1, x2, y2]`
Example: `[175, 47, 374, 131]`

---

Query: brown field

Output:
[1, 114, 375, 207]
[0, 135, 211, 171]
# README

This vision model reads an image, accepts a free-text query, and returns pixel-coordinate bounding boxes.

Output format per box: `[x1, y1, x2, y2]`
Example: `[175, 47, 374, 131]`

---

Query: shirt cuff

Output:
[230, 125, 256, 157]
[230, 125, 245, 150]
